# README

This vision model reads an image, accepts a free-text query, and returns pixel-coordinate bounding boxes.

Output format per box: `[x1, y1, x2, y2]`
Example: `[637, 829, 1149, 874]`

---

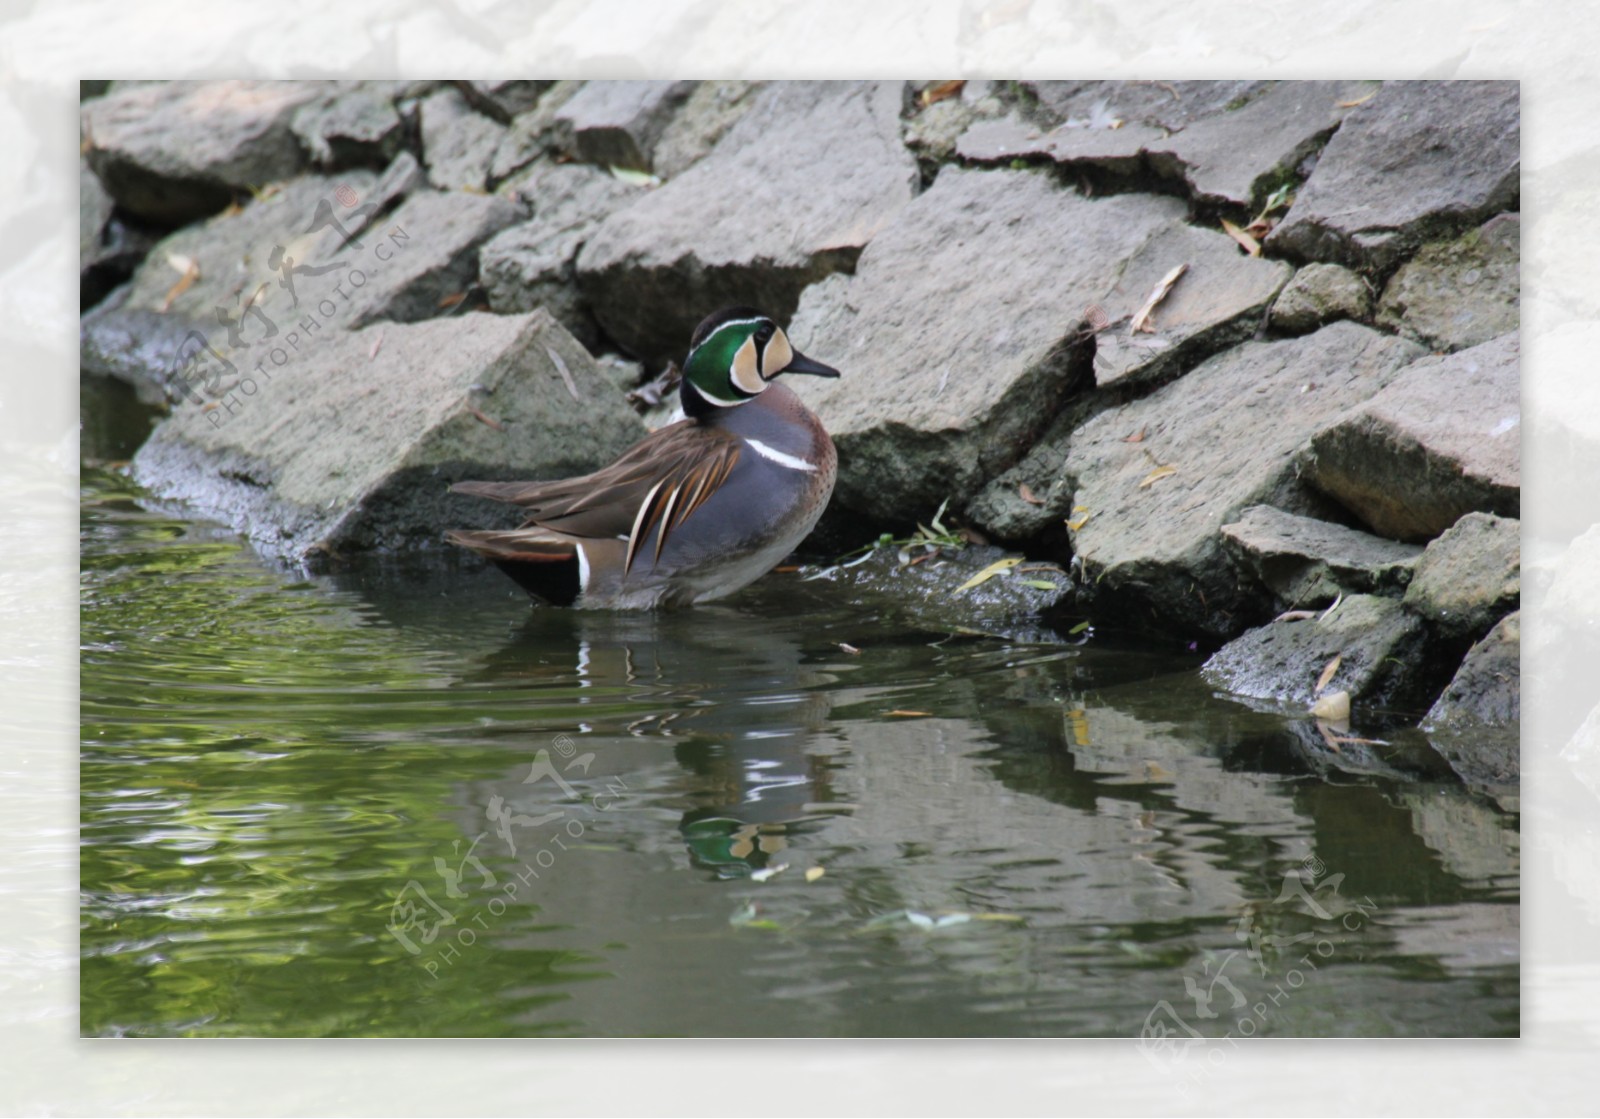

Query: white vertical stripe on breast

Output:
[745, 437, 817, 473]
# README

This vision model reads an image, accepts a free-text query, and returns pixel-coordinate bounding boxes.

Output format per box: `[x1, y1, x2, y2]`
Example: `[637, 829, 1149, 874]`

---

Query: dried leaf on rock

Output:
[1315, 654, 1343, 694]
[955, 556, 1022, 591]
[1138, 464, 1177, 489]
[1221, 218, 1261, 256]
[1129, 263, 1188, 335]
[1018, 483, 1044, 505]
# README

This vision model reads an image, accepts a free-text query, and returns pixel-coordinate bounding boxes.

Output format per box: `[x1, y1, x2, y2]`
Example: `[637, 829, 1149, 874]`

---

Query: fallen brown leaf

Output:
[1275, 609, 1319, 622]
[159, 254, 200, 312]
[1018, 483, 1043, 506]
[1129, 263, 1189, 335]
[1138, 464, 1177, 489]
[437, 291, 467, 309]
[886, 710, 932, 717]
[1315, 654, 1342, 694]
[469, 407, 505, 432]
[1122, 427, 1147, 443]
[1220, 218, 1261, 257]
[920, 80, 965, 107]
[368, 331, 385, 360]
[1337, 89, 1378, 108]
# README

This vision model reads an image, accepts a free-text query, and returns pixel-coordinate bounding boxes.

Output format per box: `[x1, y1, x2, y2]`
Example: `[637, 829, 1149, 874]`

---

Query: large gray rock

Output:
[1085, 222, 1291, 391]
[488, 81, 584, 186]
[1304, 331, 1520, 542]
[958, 80, 1362, 207]
[1221, 504, 1423, 609]
[130, 309, 647, 564]
[1267, 81, 1520, 272]
[79, 173, 522, 401]
[652, 81, 764, 179]
[1201, 594, 1433, 709]
[419, 86, 508, 191]
[479, 160, 653, 349]
[1376, 213, 1519, 352]
[577, 81, 919, 368]
[291, 81, 410, 169]
[1423, 611, 1520, 730]
[1403, 513, 1520, 639]
[1062, 322, 1424, 637]
[1270, 262, 1372, 334]
[786, 166, 1287, 527]
[83, 80, 326, 223]
[554, 80, 697, 172]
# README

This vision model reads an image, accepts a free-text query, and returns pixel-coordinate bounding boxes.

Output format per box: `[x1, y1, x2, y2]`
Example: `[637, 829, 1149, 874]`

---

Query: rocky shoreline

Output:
[80, 79, 1521, 764]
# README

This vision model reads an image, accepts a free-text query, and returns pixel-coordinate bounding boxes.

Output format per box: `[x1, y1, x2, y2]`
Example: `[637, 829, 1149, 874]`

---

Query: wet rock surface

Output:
[1201, 594, 1435, 711]
[1424, 611, 1520, 731]
[1304, 331, 1520, 541]
[79, 80, 1521, 767]
[130, 309, 646, 565]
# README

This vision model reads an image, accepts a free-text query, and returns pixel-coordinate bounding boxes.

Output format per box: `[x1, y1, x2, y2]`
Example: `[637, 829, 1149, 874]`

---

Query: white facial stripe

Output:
[762, 329, 794, 379]
[746, 437, 817, 473]
[731, 334, 765, 395]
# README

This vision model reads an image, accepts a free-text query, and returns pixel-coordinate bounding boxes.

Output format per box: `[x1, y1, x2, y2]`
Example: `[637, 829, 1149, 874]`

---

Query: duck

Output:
[446, 306, 840, 608]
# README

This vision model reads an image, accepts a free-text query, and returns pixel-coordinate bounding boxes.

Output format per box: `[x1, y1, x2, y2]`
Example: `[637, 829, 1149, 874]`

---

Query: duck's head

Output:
[680, 306, 839, 417]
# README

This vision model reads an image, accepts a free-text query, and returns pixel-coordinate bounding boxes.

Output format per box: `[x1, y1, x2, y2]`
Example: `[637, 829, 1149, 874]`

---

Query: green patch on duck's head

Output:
[681, 306, 839, 414]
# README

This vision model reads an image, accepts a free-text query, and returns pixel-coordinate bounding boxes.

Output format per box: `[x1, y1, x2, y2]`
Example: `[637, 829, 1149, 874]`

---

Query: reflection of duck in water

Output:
[471, 603, 846, 879]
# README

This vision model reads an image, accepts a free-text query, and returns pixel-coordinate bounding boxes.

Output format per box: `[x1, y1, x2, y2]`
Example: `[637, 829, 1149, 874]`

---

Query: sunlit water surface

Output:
[80, 453, 1517, 1039]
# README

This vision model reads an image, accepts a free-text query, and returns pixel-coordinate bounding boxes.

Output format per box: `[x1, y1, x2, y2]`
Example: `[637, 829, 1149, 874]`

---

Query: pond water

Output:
[80, 389, 1518, 1040]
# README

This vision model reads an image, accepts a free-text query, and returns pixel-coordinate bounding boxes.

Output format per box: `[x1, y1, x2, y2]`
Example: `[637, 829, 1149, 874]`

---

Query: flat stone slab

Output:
[1221, 504, 1422, 608]
[1267, 81, 1520, 272]
[554, 80, 697, 172]
[577, 81, 919, 368]
[1063, 321, 1424, 636]
[1304, 331, 1520, 542]
[83, 80, 326, 223]
[1424, 611, 1520, 731]
[130, 309, 647, 564]
[787, 165, 1286, 527]
[1404, 513, 1520, 640]
[958, 80, 1363, 207]
[1202, 593, 1432, 710]
[79, 173, 521, 401]
[1270, 263, 1372, 334]
[1376, 213, 1519, 352]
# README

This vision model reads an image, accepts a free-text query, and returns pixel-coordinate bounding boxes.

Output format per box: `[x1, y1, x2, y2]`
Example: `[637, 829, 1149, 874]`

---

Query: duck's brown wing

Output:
[450, 419, 742, 574]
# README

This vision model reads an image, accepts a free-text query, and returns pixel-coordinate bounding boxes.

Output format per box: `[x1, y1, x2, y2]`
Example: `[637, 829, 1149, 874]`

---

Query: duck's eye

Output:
[755, 324, 775, 349]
